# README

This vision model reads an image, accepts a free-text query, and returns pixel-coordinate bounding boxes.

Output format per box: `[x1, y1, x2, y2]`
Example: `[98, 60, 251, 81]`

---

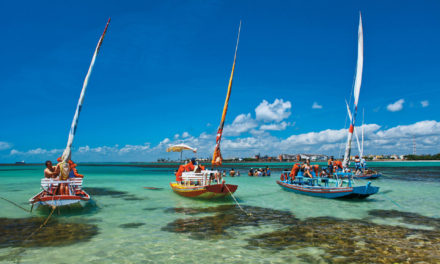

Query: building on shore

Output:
[279, 153, 328, 161]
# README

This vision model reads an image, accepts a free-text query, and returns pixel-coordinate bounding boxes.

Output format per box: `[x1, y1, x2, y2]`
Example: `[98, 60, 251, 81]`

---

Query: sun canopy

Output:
[166, 144, 197, 153]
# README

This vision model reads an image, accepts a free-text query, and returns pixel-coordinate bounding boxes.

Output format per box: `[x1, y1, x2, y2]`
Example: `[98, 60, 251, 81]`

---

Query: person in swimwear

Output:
[301, 158, 313, 178]
[44, 160, 59, 179]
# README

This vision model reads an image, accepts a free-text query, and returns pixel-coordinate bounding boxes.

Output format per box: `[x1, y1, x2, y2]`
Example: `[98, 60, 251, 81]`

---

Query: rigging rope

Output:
[224, 184, 252, 217]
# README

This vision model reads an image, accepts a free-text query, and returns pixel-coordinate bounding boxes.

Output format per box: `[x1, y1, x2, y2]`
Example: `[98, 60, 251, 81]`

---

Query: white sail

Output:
[342, 14, 363, 168]
[353, 14, 363, 108]
[61, 19, 110, 162]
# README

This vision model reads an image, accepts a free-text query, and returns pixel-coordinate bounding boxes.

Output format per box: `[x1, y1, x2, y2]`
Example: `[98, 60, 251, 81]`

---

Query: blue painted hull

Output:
[355, 173, 381, 179]
[276, 180, 379, 199]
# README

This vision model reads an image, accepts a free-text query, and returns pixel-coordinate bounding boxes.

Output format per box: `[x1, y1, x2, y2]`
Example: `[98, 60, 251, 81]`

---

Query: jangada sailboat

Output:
[350, 110, 382, 179]
[29, 19, 110, 209]
[169, 22, 241, 199]
[277, 14, 379, 199]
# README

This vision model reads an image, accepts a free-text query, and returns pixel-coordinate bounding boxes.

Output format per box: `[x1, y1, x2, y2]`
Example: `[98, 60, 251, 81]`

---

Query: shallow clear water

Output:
[0, 164, 439, 263]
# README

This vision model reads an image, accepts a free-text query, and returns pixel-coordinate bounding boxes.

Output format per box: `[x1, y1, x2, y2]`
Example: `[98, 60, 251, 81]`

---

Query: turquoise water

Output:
[1, 164, 440, 263]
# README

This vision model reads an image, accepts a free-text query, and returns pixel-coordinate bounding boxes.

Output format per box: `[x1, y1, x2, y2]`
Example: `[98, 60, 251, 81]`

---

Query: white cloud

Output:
[223, 113, 258, 136]
[159, 138, 170, 145]
[376, 120, 440, 139]
[182, 132, 190, 138]
[312, 102, 323, 109]
[10, 147, 63, 156]
[421, 100, 429, 108]
[260, 121, 289, 131]
[255, 99, 291, 122]
[0, 141, 12, 151]
[7, 120, 440, 161]
[387, 99, 405, 112]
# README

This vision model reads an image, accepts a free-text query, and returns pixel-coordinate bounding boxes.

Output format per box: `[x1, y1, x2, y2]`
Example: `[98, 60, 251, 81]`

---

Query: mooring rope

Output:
[0, 196, 31, 213]
[379, 192, 404, 209]
[224, 184, 252, 217]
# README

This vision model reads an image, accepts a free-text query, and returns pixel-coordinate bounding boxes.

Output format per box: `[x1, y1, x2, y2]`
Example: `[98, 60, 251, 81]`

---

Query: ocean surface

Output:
[1, 163, 440, 263]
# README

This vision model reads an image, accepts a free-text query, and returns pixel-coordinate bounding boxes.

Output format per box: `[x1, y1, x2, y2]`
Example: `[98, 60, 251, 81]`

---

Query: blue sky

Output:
[1, 0, 439, 162]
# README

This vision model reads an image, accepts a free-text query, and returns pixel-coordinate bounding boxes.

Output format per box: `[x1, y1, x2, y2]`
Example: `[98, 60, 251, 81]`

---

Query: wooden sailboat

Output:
[351, 110, 382, 179]
[277, 14, 379, 199]
[170, 22, 241, 199]
[30, 19, 110, 208]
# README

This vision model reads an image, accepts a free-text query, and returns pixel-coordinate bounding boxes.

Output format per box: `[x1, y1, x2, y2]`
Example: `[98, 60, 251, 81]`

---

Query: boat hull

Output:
[355, 173, 381, 179]
[170, 182, 238, 199]
[30, 190, 90, 208]
[276, 180, 379, 199]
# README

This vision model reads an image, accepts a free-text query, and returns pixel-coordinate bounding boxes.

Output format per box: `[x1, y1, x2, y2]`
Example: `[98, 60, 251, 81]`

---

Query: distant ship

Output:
[15, 161, 25, 164]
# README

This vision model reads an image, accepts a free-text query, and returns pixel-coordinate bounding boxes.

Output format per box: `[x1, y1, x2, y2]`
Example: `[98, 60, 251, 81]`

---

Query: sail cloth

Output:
[166, 144, 197, 153]
[342, 13, 363, 168]
[212, 21, 241, 166]
[61, 18, 111, 163]
[353, 14, 363, 109]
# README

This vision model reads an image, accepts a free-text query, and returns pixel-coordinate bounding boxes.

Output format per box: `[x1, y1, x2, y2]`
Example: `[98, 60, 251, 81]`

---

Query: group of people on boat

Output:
[280, 155, 375, 182]
[280, 157, 344, 182]
[41, 159, 84, 196]
[248, 167, 271, 177]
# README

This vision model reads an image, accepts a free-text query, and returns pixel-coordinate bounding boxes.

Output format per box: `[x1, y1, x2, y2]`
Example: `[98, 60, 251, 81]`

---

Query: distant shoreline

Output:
[2, 159, 440, 166]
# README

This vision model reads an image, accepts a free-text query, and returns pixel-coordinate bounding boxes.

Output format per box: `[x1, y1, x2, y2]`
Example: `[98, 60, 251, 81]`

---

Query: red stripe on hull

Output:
[170, 183, 238, 199]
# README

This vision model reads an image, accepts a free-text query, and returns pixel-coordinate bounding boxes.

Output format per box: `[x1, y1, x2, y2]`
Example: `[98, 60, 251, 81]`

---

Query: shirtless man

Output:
[44, 160, 59, 178]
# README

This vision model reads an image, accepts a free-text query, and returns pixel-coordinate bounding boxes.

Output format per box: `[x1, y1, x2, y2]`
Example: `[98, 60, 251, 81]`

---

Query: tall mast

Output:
[342, 13, 363, 168]
[212, 21, 241, 166]
[61, 19, 111, 162]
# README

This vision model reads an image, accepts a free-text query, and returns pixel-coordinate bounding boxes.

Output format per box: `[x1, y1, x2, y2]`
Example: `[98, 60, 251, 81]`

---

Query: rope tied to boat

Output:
[224, 184, 252, 217]
[0, 196, 31, 213]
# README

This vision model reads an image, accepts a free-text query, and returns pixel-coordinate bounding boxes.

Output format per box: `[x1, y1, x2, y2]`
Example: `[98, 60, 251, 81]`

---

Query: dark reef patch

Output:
[380, 167, 440, 182]
[0, 217, 98, 248]
[162, 205, 298, 240]
[162, 205, 440, 263]
[247, 216, 440, 263]
[83, 187, 144, 201]
[143, 207, 161, 211]
[119, 223, 145, 228]
[368, 209, 440, 230]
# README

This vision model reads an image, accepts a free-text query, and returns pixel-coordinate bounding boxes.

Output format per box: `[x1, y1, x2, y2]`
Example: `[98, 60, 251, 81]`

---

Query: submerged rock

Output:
[119, 223, 145, 228]
[83, 187, 127, 196]
[83, 187, 144, 201]
[247, 216, 440, 263]
[0, 217, 99, 248]
[368, 209, 440, 230]
[162, 205, 298, 240]
[162, 204, 440, 263]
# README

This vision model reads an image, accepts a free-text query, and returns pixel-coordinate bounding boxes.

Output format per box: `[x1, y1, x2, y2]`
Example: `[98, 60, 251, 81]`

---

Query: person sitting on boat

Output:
[319, 167, 329, 177]
[44, 160, 60, 179]
[360, 158, 366, 169]
[333, 160, 343, 172]
[301, 158, 313, 178]
[327, 156, 334, 174]
[354, 155, 361, 173]
[229, 168, 236, 177]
